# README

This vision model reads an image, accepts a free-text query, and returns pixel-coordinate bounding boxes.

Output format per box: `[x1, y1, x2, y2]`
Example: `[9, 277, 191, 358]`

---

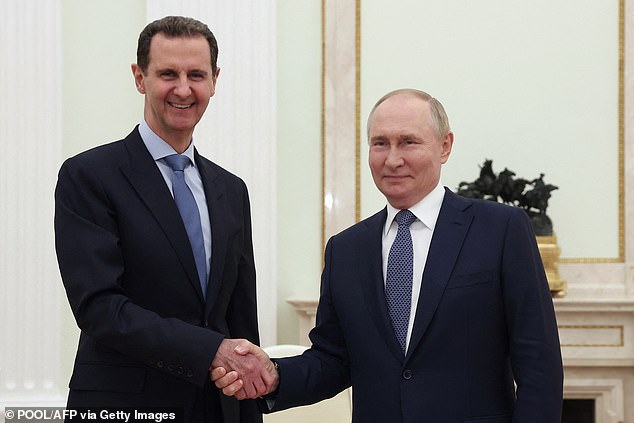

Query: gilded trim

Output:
[561, 0, 625, 263]
[355, 0, 361, 222]
[321, 0, 326, 252]
[559, 324, 625, 347]
[619, 0, 625, 262]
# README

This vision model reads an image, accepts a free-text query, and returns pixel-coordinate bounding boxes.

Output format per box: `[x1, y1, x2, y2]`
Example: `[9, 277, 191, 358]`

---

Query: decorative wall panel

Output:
[0, 0, 65, 406]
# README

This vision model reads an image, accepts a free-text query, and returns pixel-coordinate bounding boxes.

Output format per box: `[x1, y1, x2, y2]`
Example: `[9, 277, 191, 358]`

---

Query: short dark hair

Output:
[136, 16, 218, 74]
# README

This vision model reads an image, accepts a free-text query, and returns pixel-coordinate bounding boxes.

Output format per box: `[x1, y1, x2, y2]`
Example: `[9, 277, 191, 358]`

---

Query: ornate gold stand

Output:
[536, 233, 566, 297]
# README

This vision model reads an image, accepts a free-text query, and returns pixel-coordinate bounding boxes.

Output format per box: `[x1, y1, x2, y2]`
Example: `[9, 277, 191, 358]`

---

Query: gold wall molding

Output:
[561, 0, 625, 263]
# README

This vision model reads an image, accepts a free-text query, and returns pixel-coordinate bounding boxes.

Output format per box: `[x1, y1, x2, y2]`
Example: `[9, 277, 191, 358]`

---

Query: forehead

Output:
[369, 94, 431, 135]
[148, 33, 212, 69]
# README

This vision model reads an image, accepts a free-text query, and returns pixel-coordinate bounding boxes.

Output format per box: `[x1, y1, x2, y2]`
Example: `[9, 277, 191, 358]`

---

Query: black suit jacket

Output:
[271, 190, 563, 423]
[55, 127, 261, 422]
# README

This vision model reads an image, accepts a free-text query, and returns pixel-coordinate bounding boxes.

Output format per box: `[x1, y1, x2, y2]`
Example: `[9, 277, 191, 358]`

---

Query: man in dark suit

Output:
[55, 16, 274, 422]
[213, 89, 563, 422]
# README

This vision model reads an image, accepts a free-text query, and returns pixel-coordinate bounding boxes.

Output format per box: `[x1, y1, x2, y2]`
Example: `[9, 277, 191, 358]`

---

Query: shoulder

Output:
[59, 128, 140, 172]
[194, 152, 248, 192]
[443, 188, 524, 219]
[58, 142, 128, 188]
[438, 189, 533, 239]
[63, 140, 126, 167]
[327, 208, 386, 247]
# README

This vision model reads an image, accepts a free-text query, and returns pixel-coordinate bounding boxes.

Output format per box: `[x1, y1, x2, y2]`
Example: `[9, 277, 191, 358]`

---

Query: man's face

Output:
[368, 94, 453, 209]
[132, 33, 219, 150]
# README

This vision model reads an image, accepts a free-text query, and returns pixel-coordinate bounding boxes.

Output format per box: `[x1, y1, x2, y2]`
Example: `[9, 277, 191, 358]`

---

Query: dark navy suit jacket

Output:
[55, 127, 261, 423]
[271, 189, 562, 423]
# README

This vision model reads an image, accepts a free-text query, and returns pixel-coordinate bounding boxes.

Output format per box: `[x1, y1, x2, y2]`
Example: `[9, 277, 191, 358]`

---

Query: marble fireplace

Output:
[556, 297, 633, 423]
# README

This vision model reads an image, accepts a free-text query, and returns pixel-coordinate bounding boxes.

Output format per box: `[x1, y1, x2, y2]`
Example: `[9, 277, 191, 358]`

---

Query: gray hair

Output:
[367, 88, 451, 141]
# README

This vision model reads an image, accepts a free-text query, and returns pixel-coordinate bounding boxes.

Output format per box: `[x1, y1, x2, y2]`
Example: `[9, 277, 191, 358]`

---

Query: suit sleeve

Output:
[502, 208, 563, 422]
[220, 179, 263, 423]
[270, 238, 351, 411]
[54, 157, 222, 387]
[224, 181, 259, 343]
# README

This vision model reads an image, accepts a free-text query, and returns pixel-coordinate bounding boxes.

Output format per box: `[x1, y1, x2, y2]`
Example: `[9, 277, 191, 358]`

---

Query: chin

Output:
[168, 120, 197, 131]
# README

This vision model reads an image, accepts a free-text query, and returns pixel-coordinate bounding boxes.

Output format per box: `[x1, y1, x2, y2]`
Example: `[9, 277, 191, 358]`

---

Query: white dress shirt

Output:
[382, 182, 445, 353]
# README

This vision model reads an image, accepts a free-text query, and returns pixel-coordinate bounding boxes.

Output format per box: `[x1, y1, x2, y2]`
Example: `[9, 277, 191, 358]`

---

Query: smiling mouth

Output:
[169, 102, 193, 109]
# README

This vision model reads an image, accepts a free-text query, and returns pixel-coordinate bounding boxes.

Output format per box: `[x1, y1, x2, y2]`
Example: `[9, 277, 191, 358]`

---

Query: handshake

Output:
[210, 338, 279, 400]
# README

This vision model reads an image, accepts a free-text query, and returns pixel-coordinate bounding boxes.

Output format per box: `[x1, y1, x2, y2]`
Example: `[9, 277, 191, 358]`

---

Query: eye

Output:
[189, 72, 205, 81]
[160, 70, 177, 79]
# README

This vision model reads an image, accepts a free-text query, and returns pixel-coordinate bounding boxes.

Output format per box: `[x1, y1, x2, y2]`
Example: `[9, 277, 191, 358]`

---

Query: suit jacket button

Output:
[157, 361, 165, 368]
[186, 370, 194, 378]
[167, 363, 175, 372]
[402, 369, 412, 380]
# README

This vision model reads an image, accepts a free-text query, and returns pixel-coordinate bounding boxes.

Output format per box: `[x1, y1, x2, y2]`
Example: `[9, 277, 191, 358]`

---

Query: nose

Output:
[173, 74, 192, 97]
[385, 146, 404, 168]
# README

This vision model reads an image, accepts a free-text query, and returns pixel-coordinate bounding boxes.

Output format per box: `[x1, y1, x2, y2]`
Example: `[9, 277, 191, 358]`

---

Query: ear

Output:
[131, 64, 146, 94]
[210, 67, 221, 98]
[440, 131, 454, 164]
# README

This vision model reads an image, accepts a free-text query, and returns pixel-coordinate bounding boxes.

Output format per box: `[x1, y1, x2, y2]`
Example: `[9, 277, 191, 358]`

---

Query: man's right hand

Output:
[211, 339, 279, 400]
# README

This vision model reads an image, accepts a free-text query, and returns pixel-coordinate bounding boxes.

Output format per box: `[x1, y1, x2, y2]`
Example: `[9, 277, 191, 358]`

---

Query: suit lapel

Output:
[406, 190, 473, 360]
[358, 209, 406, 361]
[195, 153, 227, 311]
[120, 129, 205, 301]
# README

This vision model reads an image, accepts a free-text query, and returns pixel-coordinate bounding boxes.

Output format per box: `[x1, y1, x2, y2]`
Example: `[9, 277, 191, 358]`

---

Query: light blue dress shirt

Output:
[138, 120, 212, 280]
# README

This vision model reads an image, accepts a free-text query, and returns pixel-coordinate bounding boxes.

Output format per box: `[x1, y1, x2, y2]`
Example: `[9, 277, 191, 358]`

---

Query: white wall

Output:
[276, 0, 323, 344]
[62, 0, 145, 157]
[1, 0, 65, 406]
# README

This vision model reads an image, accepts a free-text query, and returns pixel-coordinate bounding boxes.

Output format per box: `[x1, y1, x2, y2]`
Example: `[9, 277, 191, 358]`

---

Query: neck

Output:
[166, 138, 193, 154]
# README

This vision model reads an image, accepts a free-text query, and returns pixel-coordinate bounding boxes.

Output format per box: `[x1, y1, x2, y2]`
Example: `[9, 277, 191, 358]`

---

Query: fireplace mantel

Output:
[555, 298, 634, 367]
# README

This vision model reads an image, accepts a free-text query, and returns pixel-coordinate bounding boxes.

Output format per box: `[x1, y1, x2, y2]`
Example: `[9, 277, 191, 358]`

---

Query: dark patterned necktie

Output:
[164, 154, 207, 298]
[385, 209, 416, 354]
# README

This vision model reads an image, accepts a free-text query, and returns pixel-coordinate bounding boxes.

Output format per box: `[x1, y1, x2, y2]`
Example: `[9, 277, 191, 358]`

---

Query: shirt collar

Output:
[384, 182, 446, 236]
[138, 119, 197, 166]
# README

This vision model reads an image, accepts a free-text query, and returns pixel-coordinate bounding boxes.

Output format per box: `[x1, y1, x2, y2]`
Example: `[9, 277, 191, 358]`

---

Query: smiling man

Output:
[55, 16, 272, 422]
[213, 89, 563, 423]
[367, 92, 453, 210]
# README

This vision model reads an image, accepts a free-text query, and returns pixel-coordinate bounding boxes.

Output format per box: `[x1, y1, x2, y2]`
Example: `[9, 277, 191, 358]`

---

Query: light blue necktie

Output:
[164, 154, 207, 298]
[385, 209, 416, 354]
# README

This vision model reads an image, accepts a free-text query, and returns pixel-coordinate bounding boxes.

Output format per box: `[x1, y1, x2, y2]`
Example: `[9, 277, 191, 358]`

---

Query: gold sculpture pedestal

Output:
[536, 233, 566, 297]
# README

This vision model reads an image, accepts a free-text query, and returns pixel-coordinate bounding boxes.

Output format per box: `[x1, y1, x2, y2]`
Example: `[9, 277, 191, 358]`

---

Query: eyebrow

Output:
[370, 133, 420, 141]
[188, 69, 209, 75]
[154, 67, 209, 76]
[398, 133, 419, 139]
